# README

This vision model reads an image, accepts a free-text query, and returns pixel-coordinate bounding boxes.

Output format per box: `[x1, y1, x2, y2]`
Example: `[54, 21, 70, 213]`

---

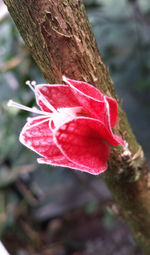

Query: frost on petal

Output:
[37, 157, 103, 175]
[54, 117, 110, 173]
[63, 77, 106, 121]
[9, 76, 125, 176]
[63, 77, 104, 100]
[19, 116, 62, 158]
[63, 77, 119, 128]
[19, 116, 102, 174]
[106, 96, 118, 128]
[104, 97, 125, 147]
[113, 134, 125, 146]
[35, 85, 80, 112]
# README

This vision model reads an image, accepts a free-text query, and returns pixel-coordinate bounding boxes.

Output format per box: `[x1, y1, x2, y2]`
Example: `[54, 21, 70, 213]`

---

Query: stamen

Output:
[31, 81, 36, 86]
[7, 100, 52, 117]
[26, 80, 57, 113]
[35, 87, 58, 113]
[58, 106, 82, 117]
[26, 80, 36, 93]
[26, 117, 51, 129]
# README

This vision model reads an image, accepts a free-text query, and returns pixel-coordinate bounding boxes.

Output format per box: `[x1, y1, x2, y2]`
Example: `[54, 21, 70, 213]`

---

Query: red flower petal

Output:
[54, 117, 110, 172]
[37, 157, 103, 175]
[63, 77, 104, 100]
[63, 77, 106, 121]
[106, 96, 118, 127]
[35, 85, 80, 112]
[19, 116, 106, 174]
[19, 116, 61, 158]
[9, 76, 125, 176]
[104, 97, 125, 147]
[63, 77, 118, 128]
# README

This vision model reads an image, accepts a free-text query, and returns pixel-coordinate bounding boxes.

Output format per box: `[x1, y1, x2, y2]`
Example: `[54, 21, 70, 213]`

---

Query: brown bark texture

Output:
[3, 0, 150, 254]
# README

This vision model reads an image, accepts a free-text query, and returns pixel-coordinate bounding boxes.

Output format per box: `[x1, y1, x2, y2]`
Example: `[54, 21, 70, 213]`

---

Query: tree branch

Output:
[3, 0, 150, 253]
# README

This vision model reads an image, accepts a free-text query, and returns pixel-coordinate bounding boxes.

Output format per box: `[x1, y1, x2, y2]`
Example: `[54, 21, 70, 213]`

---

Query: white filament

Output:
[8, 80, 83, 130]
[7, 100, 52, 117]
[25, 80, 36, 92]
[26, 80, 57, 113]
[52, 106, 82, 129]
[27, 117, 51, 129]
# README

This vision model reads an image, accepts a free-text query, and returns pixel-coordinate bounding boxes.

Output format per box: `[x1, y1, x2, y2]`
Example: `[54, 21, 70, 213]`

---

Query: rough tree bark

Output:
[3, 0, 150, 254]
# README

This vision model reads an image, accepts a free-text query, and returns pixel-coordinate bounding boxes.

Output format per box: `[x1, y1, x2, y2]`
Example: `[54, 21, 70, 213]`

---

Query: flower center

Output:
[8, 81, 83, 130]
[8, 100, 82, 129]
[51, 106, 82, 129]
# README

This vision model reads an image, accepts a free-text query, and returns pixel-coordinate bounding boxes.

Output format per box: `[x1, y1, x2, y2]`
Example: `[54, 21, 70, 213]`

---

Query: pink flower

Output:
[8, 76, 124, 175]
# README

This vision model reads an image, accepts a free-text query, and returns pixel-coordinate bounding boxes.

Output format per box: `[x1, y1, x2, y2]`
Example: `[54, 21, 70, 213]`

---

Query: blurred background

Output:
[0, 0, 150, 254]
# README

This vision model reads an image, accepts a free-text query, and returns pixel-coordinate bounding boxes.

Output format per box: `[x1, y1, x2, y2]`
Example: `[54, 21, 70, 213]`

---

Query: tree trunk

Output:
[3, 0, 150, 253]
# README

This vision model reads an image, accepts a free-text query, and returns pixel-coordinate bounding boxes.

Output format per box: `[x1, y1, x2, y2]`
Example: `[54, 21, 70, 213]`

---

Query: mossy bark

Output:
[3, 0, 150, 253]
